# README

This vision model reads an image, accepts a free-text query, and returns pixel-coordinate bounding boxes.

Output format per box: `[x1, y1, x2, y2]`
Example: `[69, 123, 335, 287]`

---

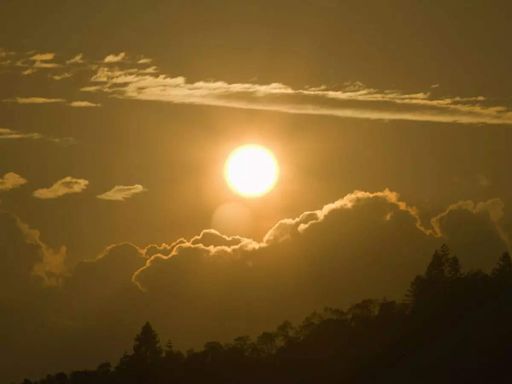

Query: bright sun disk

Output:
[224, 144, 279, 198]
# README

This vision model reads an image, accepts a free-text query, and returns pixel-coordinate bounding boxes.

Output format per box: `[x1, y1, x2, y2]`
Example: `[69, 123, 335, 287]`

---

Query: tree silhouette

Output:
[115, 322, 162, 384]
[133, 322, 162, 362]
[492, 252, 512, 281]
[21, 246, 512, 384]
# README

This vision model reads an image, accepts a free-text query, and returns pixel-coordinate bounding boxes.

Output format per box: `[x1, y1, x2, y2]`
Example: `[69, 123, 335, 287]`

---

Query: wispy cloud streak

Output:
[4, 96, 65, 104]
[69, 100, 101, 108]
[0, 127, 75, 145]
[86, 68, 512, 125]
[2, 49, 511, 124]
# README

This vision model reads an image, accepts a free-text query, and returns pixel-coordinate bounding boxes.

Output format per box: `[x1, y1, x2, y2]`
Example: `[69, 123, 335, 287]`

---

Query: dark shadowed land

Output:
[20, 246, 512, 384]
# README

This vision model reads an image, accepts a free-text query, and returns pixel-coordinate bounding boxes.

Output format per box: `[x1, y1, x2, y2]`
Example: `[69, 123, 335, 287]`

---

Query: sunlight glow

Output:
[224, 144, 279, 198]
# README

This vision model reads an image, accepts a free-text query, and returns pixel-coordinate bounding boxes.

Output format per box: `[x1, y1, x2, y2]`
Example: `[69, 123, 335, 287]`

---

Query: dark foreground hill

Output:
[20, 245, 512, 384]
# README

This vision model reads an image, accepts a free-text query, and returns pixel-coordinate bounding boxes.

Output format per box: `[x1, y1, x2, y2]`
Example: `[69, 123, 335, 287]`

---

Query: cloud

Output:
[86, 67, 512, 125]
[69, 100, 101, 108]
[1, 189, 510, 382]
[0, 127, 75, 145]
[0, 211, 68, 290]
[21, 68, 36, 75]
[1, 51, 60, 76]
[103, 52, 126, 63]
[52, 72, 72, 80]
[127, 189, 509, 347]
[29, 52, 55, 61]
[27, 53, 60, 69]
[5, 50, 510, 125]
[133, 189, 508, 301]
[0, 212, 70, 383]
[33, 177, 89, 199]
[66, 53, 84, 64]
[262, 189, 433, 243]
[33, 61, 60, 69]
[0, 172, 27, 192]
[68, 243, 146, 297]
[97, 184, 147, 201]
[0, 127, 43, 140]
[4, 97, 100, 109]
[0, 213, 41, 293]
[15, 217, 68, 285]
[4, 97, 65, 104]
[430, 198, 509, 271]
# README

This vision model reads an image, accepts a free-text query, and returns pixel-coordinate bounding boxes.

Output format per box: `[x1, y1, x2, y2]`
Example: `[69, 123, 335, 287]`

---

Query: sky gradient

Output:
[1, 1, 512, 382]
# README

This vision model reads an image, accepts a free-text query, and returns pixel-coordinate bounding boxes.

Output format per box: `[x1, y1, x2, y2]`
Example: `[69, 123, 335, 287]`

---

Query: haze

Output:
[1, 1, 511, 382]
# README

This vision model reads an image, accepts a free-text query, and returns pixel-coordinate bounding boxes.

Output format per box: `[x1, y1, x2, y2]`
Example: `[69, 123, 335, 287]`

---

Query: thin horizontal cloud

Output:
[0, 127, 75, 145]
[86, 67, 512, 125]
[3, 97, 100, 109]
[97, 184, 147, 201]
[69, 100, 101, 108]
[29, 52, 55, 61]
[137, 57, 152, 64]
[0, 172, 27, 191]
[33, 61, 60, 69]
[0, 127, 43, 140]
[4, 97, 65, 104]
[33, 177, 89, 199]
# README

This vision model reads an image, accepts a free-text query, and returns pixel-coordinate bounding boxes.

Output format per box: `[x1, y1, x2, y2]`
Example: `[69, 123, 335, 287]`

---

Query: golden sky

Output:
[1, 1, 512, 382]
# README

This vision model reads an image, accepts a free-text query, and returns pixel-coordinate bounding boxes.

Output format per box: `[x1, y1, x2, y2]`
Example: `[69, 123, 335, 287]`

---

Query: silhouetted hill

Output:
[20, 246, 512, 384]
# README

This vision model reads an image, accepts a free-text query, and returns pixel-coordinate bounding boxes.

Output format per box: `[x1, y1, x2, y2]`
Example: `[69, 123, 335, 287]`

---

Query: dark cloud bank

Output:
[0, 190, 509, 382]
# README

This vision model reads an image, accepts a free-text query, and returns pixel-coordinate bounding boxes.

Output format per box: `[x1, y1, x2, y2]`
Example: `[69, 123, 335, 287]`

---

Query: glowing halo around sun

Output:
[224, 144, 279, 198]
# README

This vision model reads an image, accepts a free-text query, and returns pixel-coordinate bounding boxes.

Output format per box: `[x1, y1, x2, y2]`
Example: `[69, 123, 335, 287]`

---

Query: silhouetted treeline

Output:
[20, 245, 512, 384]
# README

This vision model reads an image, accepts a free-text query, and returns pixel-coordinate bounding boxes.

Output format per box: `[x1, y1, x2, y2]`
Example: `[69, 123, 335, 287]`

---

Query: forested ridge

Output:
[21, 245, 512, 384]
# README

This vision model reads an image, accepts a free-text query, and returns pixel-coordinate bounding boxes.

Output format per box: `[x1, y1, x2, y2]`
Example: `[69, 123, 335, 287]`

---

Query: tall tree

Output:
[115, 322, 163, 384]
[492, 252, 512, 280]
[132, 322, 162, 363]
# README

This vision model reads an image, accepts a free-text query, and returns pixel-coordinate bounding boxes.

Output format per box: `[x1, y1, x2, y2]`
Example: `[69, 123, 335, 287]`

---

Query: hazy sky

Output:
[1, 1, 512, 382]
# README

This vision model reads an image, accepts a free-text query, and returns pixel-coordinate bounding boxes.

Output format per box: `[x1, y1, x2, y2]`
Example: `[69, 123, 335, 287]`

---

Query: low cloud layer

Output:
[133, 190, 509, 308]
[32, 177, 89, 199]
[1, 189, 510, 382]
[97, 184, 147, 201]
[0, 172, 27, 192]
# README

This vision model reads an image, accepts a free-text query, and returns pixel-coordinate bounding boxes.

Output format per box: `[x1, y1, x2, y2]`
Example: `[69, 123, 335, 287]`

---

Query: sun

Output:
[224, 144, 279, 198]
